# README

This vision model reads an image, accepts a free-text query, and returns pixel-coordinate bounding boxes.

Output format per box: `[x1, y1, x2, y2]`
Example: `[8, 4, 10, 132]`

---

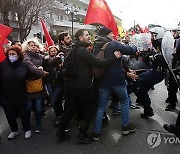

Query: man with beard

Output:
[54, 32, 72, 130]
[57, 29, 121, 144]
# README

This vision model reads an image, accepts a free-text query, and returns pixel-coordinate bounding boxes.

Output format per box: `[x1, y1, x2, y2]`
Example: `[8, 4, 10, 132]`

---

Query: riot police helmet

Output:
[149, 27, 166, 40]
[172, 26, 180, 31]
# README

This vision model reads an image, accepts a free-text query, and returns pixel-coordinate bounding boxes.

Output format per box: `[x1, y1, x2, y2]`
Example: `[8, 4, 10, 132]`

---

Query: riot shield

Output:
[161, 31, 180, 87]
[130, 33, 152, 51]
[129, 33, 151, 72]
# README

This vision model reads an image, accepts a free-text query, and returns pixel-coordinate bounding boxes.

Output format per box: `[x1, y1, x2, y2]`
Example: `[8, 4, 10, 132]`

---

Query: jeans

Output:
[111, 93, 120, 112]
[50, 85, 64, 117]
[27, 99, 42, 129]
[2, 104, 30, 132]
[93, 85, 129, 134]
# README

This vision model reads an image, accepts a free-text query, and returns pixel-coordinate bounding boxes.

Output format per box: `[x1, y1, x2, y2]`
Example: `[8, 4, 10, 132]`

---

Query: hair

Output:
[58, 32, 69, 43]
[21, 38, 43, 52]
[48, 45, 59, 54]
[75, 29, 86, 41]
[11, 40, 21, 46]
[6, 46, 24, 60]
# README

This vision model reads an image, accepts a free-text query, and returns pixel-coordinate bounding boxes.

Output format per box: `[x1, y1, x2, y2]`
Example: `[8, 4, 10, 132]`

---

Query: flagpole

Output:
[65, 5, 78, 41]
[71, 12, 74, 40]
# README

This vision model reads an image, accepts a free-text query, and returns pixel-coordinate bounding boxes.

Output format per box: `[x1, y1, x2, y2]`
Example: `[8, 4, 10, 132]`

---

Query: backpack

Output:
[92, 42, 109, 79]
[62, 45, 80, 80]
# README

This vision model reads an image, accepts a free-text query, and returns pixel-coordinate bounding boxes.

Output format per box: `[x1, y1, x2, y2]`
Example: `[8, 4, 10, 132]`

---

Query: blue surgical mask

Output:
[9, 55, 18, 63]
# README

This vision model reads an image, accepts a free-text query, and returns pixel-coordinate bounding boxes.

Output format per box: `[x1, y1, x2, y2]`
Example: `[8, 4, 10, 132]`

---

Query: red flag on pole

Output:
[131, 30, 136, 36]
[40, 18, 54, 47]
[0, 44, 6, 62]
[137, 24, 144, 33]
[84, 0, 118, 36]
[144, 26, 149, 33]
[125, 31, 129, 37]
[2, 38, 10, 46]
[0, 24, 12, 62]
[0, 24, 12, 43]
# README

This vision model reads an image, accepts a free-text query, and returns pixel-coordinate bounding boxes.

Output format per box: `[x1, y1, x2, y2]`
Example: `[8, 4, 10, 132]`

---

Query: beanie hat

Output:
[99, 27, 112, 36]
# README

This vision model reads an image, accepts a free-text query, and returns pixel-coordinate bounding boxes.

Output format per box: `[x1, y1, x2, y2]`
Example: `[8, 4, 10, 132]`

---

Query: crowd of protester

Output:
[0, 26, 179, 143]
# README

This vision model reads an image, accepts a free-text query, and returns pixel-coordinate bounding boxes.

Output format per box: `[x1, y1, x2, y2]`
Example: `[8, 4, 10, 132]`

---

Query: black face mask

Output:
[151, 39, 162, 50]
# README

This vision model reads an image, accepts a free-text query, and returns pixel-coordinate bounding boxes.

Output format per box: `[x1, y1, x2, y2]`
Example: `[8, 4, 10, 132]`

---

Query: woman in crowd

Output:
[23, 38, 48, 133]
[0, 47, 31, 139]
[44, 46, 64, 127]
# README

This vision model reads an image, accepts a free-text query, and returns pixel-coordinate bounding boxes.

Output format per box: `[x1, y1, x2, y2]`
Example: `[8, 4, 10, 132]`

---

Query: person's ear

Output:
[79, 36, 83, 41]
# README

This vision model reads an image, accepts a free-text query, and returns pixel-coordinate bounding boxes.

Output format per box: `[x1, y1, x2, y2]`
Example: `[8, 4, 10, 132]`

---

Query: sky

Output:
[106, 0, 180, 30]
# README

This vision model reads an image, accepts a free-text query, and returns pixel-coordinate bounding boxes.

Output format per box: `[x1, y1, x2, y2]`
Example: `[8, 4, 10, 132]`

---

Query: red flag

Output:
[2, 38, 10, 46]
[131, 30, 136, 36]
[125, 31, 129, 37]
[84, 0, 118, 36]
[0, 24, 12, 43]
[0, 24, 12, 63]
[40, 18, 54, 47]
[137, 24, 144, 33]
[144, 26, 149, 33]
[0, 44, 6, 62]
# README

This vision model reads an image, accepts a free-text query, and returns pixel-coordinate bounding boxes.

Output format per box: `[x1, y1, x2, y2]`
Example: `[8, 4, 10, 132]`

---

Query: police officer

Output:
[163, 34, 180, 137]
[132, 27, 168, 118]
[165, 26, 180, 111]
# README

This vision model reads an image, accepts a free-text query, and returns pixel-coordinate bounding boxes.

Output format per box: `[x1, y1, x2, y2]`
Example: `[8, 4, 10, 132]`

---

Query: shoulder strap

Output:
[101, 42, 109, 51]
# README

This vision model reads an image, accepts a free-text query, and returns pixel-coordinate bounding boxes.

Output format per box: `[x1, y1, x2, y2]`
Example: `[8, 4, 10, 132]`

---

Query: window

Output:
[0, 12, 3, 19]
[57, 15, 61, 21]
[60, 15, 63, 21]
[8, 12, 13, 21]
[14, 13, 18, 21]
[57, 15, 63, 21]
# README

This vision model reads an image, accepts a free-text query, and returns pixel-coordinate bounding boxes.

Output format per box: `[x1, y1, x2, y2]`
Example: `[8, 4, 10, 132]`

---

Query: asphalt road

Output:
[0, 81, 180, 154]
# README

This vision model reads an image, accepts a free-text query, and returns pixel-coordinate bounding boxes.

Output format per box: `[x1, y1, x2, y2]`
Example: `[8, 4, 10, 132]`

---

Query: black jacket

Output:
[70, 41, 117, 89]
[0, 58, 28, 106]
[44, 56, 63, 86]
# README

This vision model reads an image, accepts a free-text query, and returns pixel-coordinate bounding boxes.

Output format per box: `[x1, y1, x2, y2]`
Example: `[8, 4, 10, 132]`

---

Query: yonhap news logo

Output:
[147, 133, 161, 148]
[147, 132, 180, 148]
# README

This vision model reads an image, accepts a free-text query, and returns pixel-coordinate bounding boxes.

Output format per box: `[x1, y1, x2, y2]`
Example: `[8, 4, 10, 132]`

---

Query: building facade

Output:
[0, 0, 122, 42]
[28, 0, 94, 41]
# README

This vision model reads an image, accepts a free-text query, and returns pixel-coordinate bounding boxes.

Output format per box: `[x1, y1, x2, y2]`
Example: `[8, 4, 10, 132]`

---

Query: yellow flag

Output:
[118, 26, 126, 38]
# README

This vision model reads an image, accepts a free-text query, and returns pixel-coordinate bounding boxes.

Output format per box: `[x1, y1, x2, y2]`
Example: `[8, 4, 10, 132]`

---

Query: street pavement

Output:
[0, 81, 180, 154]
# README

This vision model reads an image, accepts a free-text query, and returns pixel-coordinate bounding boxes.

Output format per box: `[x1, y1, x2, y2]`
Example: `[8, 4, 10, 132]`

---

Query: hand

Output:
[127, 72, 139, 80]
[38, 66, 43, 70]
[56, 52, 64, 58]
[42, 71, 49, 77]
[114, 51, 121, 59]
[136, 51, 141, 56]
[44, 55, 50, 60]
[59, 62, 63, 67]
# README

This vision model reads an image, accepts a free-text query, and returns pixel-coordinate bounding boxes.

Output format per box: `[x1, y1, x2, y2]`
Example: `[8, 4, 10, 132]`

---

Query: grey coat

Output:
[24, 51, 46, 99]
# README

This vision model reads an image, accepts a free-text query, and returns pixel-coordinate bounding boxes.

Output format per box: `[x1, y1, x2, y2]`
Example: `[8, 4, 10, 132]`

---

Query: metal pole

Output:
[71, 12, 74, 40]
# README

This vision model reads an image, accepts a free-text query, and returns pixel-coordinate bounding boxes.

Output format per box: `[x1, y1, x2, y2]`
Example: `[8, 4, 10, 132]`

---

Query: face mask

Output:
[9, 55, 18, 63]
